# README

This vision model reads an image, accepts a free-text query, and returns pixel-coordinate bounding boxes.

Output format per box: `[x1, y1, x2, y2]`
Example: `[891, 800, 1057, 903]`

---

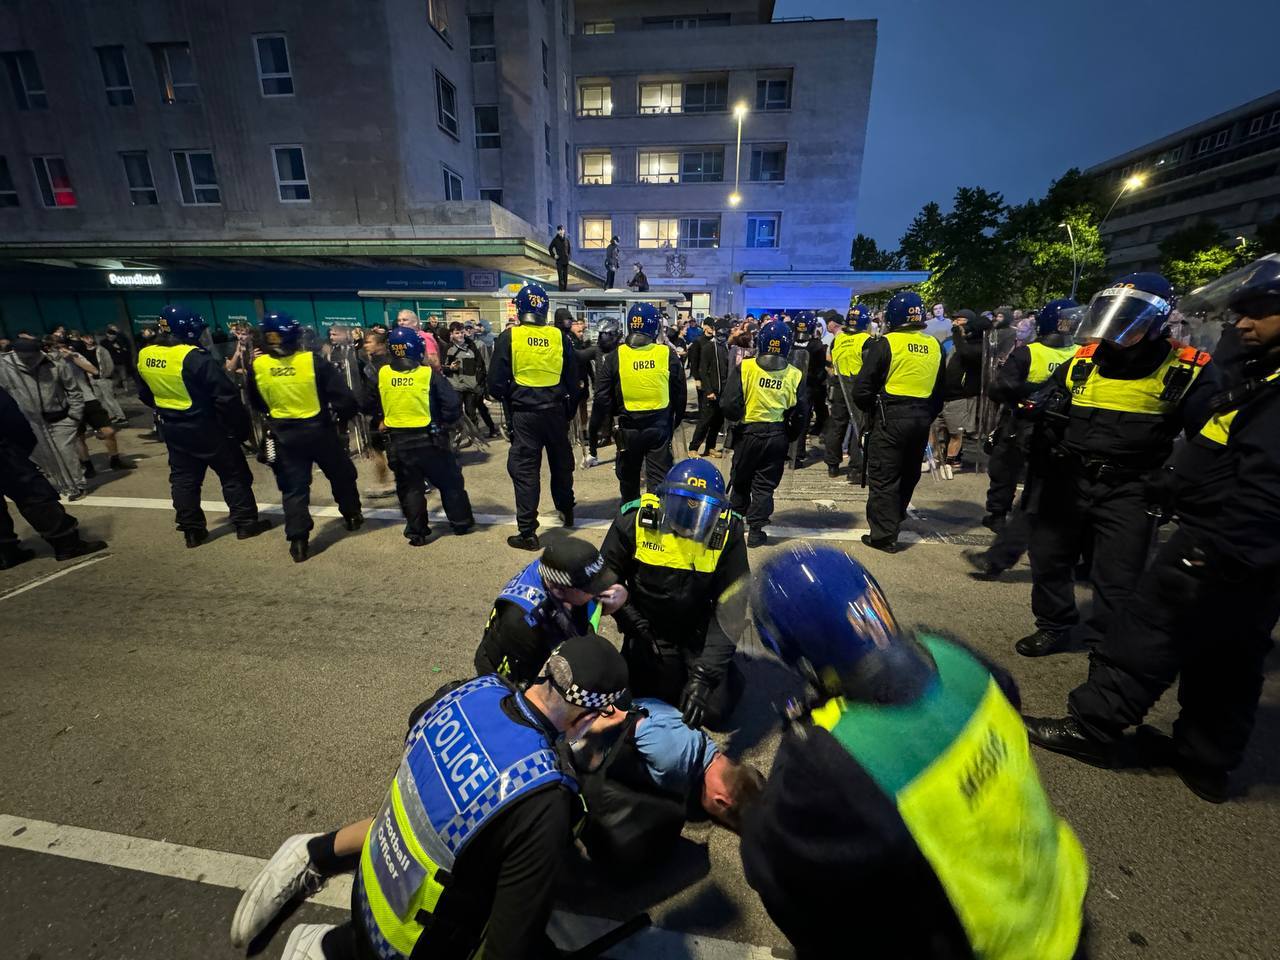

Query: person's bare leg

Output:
[947, 434, 963, 459]
[75, 436, 89, 461]
[100, 427, 119, 457]
[372, 449, 391, 486]
[334, 818, 373, 857]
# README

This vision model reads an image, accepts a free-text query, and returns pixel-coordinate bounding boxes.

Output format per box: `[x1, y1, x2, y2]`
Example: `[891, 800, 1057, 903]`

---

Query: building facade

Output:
[1089, 89, 1280, 276]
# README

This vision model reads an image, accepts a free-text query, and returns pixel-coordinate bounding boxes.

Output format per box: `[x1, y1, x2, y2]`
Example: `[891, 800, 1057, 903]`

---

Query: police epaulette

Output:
[1074, 343, 1098, 358]
[620, 498, 642, 513]
[1176, 346, 1212, 367]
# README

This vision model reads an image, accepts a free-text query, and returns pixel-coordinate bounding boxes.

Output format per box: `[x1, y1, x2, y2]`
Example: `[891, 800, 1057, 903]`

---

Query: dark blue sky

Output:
[774, 0, 1280, 247]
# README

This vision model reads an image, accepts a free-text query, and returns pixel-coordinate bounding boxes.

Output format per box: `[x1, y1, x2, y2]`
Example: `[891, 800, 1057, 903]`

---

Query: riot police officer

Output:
[594, 302, 686, 502]
[787, 310, 821, 467]
[367, 327, 475, 545]
[249, 311, 362, 563]
[719, 320, 807, 547]
[741, 544, 1089, 960]
[136, 305, 272, 547]
[1017, 274, 1218, 657]
[823, 304, 873, 481]
[1025, 255, 1280, 803]
[601, 458, 749, 730]
[486, 283, 577, 551]
[852, 291, 945, 552]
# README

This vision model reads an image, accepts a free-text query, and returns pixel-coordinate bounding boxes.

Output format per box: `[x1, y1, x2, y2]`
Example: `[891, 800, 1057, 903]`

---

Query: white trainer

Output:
[582, 454, 600, 468]
[230, 833, 325, 947]
[280, 923, 337, 960]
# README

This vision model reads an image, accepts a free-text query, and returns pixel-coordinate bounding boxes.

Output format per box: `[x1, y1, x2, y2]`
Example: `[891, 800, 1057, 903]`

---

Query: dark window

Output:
[474, 106, 501, 149]
[469, 16, 496, 62]
[96, 46, 134, 106]
[684, 78, 727, 114]
[33, 156, 76, 208]
[678, 217, 719, 248]
[545, 123, 552, 166]
[152, 43, 198, 103]
[547, 199, 554, 227]
[749, 146, 787, 182]
[442, 165, 464, 200]
[273, 146, 310, 201]
[642, 14, 730, 29]
[435, 70, 459, 138]
[0, 157, 19, 207]
[542, 41, 549, 87]
[172, 150, 220, 204]
[680, 150, 724, 183]
[121, 152, 158, 205]
[2, 50, 48, 110]
[254, 36, 294, 96]
[756, 77, 790, 111]
[746, 213, 780, 248]
[480, 188, 503, 206]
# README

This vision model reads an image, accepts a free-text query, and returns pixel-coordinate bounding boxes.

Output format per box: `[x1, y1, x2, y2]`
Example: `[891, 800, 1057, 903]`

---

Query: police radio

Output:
[637, 500, 733, 550]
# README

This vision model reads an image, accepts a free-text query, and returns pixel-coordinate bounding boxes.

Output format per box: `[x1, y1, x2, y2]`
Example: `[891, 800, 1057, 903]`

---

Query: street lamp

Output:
[1101, 173, 1146, 226]
[1059, 221, 1080, 300]
[727, 102, 749, 312]
[728, 192, 742, 206]
[1236, 235, 1248, 248]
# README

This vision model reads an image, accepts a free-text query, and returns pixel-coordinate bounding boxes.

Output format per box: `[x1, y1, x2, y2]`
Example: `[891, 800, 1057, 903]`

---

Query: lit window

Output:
[96, 46, 134, 106]
[638, 151, 679, 184]
[746, 213, 780, 248]
[475, 106, 501, 148]
[435, 70, 459, 138]
[578, 82, 612, 117]
[679, 217, 719, 248]
[638, 217, 678, 248]
[681, 150, 724, 183]
[273, 146, 310, 202]
[579, 151, 612, 185]
[2, 50, 48, 110]
[254, 36, 294, 97]
[480, 188, 503, 206]
[120, 152, 158, 206]
[581, 217, 611, 249]
[443, 165, 464, 201]
[756, 77, 791, 111]
[32, 156, 76, 208]
[582, 21, 614, 35]
[172, 150, 220, 205]
[428, 0, 450, 40]
[152, 43, 198, 104]
[639, 82, 681, 115]
[749, 145, 787, 182]
[0, 157, 20, 207]
[683, 79, 727, 114]
[469, 16, 496, 62]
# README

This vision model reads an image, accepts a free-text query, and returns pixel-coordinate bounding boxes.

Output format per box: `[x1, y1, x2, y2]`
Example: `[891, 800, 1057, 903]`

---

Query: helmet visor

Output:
[1179, 254, 1280, 320]
[660, 487, 725, 543]
[1076, 286, 1171, 346]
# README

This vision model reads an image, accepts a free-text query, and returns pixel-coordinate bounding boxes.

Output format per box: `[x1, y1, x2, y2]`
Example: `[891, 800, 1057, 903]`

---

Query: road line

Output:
[0, 814, 777, 959]
[0, 553, 112, 603]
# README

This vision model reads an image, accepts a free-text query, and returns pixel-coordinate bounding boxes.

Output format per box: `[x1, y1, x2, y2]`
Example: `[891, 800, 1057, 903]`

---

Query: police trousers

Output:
[1069, 527, 1280, 773]
[615, 417, 673, 504]
[728, 425, 790, 531]
[823, 381, 864, 473]
[270, 421, 361, 541]
[508, 407, 575, 536]
[388, 432, 475, 538]
[1029, 466, 1152, 641]
[690, 396, 725, 454]
[0, 443, 79, 548]
[161, 419, 260, 533]
[622, 632, 744, 731]
[864, 406, 933, 543]
[984, 415, 1032, 516]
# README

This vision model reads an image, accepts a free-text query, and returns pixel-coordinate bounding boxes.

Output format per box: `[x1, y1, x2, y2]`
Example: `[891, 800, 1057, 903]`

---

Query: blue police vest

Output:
[498, 560, 601, 628]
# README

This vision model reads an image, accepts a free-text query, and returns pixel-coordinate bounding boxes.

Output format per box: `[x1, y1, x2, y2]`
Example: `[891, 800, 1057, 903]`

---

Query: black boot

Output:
[507, 532, 540, 551]
[559, 507, 574, 529]
[1023, 715, 1117, 768]
[290, 538, 309, 563]
[452, 521, 475, 535]
[963, 548, 1003, 581]
[343, 513, 364, 531]
[981, 512, 1006, 531]
[53, 535, 108, 562]
[1134, 726, 1230, 804]
[81, 459, 96, 479]
[827, 465, 840, 478]
[0, 542, 36, 569]
[235, 519, 273, 540]
[407, 531, 431, 546]
[1015, 628, 1069, 657]
[184, 528, 209, 549]
[109, 455, 136, 471]
[860, 533, 900, 554]
[746, 528, 768, 548]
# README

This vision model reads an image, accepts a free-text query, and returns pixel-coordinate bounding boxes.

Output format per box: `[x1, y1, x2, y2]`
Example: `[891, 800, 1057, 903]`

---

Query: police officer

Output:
[1017, 273, 1218, 656]
[1025, 255, 1280, 803]
[852, 291, 945, 552]
[601, 458, 748, 729]
[785, 311, 818, 467]
[594, 302, 686, 502]
[720, 319, 808, 547]
[136, 305, 272, 547]
[486, 283, 577, 551]
[741, 544, 1089, 960]
[367, 327, 475, 545]
[249, 311, 363, 563]
[797, 310, 829, 451]
[823, 304, 873, 481]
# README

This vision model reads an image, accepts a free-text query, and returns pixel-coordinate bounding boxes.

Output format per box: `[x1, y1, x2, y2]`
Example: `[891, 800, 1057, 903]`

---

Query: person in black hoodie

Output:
[691, 319, 732, 457]
[936, 309, 988, 474]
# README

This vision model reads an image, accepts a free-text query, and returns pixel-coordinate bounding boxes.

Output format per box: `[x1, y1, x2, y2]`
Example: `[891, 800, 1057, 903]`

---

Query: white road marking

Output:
[0, 553, 112, 603]
[0, 814, 778, 959]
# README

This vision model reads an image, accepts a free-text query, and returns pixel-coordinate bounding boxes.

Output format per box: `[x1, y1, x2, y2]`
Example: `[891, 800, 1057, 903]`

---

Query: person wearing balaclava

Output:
[0, 337, 89, 498]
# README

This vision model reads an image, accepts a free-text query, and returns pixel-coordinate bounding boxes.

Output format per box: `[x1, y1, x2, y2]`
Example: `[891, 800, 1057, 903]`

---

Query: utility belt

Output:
[739, 421, 787, 436]
[387, 423, 451, 450]
[1065, 449, 1160, 484]
[40, 407, 71, 424]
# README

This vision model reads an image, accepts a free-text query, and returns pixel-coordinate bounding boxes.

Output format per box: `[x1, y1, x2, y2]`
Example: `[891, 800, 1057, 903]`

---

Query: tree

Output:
[1158, 220, 1260, 293]
[850, 233, 904, 270]
[898, 202, 945, 270]
[1158, 220, 1227, 265]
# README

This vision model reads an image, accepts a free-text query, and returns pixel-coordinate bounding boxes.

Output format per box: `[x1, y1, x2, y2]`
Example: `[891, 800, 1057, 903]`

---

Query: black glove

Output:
[679, 665, 717, 729]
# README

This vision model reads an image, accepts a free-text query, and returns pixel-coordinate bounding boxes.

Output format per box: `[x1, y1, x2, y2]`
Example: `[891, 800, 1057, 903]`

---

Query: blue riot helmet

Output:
[884, 291, 925, 330]
[261, 311, 301, 357]
[387, 326, 425, 364]
[751, 544, 939, 705]
[792, 310, 816, 344]
[845, 303, 872, 332]
[625, 302, 661, 346]
[1036, 298, 1081, 338]
[158, 304, 208, 346]
[1075, 273, 1174, 347]
[756, 319, 793, 359]
[657, 458, 729, 543]
[513, 283, 550, 326]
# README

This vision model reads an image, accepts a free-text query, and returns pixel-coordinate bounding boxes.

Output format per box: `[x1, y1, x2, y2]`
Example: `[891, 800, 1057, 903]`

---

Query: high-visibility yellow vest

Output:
[883, 330, 942, 399]
[1064, 342, 1210, 416]
[740, 357, 802, 423]
[616, 343, 670, 413]
[812, 634, 1088, 960]
[378, 363, 433, 428]
[831, 331, 870, 378]
[137, 344, 196, 410]
[632, 493, 727, 573]
[1198, 369, 1280, 446]
[1026, 341, 1076, 384]
[252, 351, 321, 419]
[511, 326, 563, 388]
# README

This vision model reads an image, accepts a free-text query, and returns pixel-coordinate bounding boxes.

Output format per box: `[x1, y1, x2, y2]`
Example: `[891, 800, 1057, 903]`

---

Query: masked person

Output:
[852, 291, 946, 553]
[249, 311, 362, 563]
[1016, 274, 1219, 657]
[593, 302, 686, 503]
[1025, 255, 1280, 803]
[0, 337, 88, 499]
[720, 320, 808, 547]
[132, 306, 273, 546]
[741, 544, 1089, 960]
[824, 304, 873, 481]
[600, 458, 748, 730]
[366, 327, 475, 545]
[690, 318, 732, 458]
[485, 283, 577, 551]
[793, 310, 828, 452]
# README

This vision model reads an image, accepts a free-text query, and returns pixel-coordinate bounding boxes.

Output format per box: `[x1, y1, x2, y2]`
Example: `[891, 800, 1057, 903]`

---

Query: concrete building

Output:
[1089, 89, 1280, 275]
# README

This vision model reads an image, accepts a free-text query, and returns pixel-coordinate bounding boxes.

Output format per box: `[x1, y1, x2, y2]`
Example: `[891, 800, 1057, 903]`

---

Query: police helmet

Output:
[751, 544, 939, 705]
[884, 291, 925, 329]
[387, 326, 425, 363]
[625, 302, 661, 345]
[1035, 298, 1082, 337]
[845, 303, 872, 332]
[513, 283, 550, 326]
[1075, 273, 1174, 347]
[756, 319, 793, 359]
[1226, 254, 1280, 319]
[792, 310, 817, 343]
[261, 312, 302, 356]
[158, 304, 208, 345]
[658, 458, 729, 543]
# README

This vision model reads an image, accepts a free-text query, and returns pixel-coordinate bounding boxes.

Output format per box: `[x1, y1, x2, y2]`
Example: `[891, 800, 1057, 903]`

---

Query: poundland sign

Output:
[108, 272, 164, 287]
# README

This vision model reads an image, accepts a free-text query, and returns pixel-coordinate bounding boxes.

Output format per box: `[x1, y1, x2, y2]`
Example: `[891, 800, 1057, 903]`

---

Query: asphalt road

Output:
[2, 404, 1277, 959]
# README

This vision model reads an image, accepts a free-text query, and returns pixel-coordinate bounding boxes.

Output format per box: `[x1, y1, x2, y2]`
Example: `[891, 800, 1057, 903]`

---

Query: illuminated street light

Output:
[728, 104, 749, 311]
[733, 101, 749, 119]
[1102, 173, 1147, 226]
[728, 192, 742, 206]
[1123, 173, 1146, 191]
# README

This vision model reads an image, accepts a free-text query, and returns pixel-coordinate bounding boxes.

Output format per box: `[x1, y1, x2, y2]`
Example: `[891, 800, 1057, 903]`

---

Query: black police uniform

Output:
[803, 334, 828, 442]
[594, 340, 686, 502]
[136, 335, 265, 536]
[486, 323, 578, 539]
[824, 329, 872, 478]
[248, 349, 362, 542]
[474, 590, 597, 685]
[852, 327, 946, 546]
[1026, 338, 1217, 646]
